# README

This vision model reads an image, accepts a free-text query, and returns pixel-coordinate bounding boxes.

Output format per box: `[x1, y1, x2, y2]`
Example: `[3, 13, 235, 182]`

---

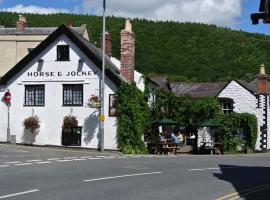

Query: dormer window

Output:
[57, 45, 69, 61]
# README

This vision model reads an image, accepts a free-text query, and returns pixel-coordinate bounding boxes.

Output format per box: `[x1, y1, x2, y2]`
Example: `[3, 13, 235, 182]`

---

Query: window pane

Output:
[25, 85, 44, 106]
[57, 45, 69, 61]
[63, 85, 83, 106]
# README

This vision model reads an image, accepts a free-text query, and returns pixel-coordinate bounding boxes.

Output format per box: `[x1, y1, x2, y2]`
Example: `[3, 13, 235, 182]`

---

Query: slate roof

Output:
[149, 77, 171, 90]
[170, 82, 226, 97]
[235, 80, 259, 94]
[0, 24, 125, 85]
[0, 26, 86, 35]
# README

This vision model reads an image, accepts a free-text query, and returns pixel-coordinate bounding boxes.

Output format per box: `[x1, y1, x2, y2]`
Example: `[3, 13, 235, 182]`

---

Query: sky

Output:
[0, 0, 269, 35]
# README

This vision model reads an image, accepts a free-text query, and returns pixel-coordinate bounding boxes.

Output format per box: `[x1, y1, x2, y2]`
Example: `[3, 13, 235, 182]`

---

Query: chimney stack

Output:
[120, 19, 135, 82]
[257, 64, 268, 93]
[99, 32, 112, 57]
[16, 15, 26, 32]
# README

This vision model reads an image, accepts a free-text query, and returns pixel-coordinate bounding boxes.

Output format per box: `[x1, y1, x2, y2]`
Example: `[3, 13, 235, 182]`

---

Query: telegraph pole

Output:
[100, 0, 106, 151]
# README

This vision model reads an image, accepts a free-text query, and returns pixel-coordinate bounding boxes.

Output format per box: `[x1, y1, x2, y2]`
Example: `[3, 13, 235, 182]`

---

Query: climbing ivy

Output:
[217, 113, 258, 152]
[115, 82, 150, 154]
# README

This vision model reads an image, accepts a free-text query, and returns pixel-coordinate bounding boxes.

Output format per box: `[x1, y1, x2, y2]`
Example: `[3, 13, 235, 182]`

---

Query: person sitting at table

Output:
[177, 132, 185, 147]
[171, 133, 180, 154]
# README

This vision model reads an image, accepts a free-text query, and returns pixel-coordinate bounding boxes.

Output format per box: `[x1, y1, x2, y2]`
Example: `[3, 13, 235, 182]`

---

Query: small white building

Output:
[218, 65, 270, 151]
[0, 20, 144, 150]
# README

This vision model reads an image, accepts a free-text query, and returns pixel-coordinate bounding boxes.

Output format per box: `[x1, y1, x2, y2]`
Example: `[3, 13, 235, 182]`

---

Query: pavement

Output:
[0, 144, 270, 200]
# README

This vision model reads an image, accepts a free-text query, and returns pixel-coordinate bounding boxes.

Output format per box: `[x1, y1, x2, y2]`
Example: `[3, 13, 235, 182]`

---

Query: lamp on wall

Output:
[38, 58, 44, 63]
[79, 58, 85, 64]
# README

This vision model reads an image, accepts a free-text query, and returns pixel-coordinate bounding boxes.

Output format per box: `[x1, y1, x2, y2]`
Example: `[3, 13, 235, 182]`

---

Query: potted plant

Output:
[23, 115, 40, 133]
[63, 115, 78, 129]
[87, 95, 102, 108]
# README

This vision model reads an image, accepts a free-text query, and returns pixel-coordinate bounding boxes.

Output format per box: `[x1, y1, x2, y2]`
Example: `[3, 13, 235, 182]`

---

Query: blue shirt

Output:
[171, 134, 179, 144]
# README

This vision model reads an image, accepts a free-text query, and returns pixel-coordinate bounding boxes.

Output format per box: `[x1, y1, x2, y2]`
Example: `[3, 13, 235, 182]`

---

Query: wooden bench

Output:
[161, 142, 180, 155]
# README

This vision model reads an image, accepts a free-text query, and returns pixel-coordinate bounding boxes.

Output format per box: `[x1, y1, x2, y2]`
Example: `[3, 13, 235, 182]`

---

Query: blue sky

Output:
[0, 0, 269, 36]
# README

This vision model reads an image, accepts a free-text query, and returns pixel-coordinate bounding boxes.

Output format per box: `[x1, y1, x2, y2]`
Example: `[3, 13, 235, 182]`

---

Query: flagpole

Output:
[100, 0, 106, 151]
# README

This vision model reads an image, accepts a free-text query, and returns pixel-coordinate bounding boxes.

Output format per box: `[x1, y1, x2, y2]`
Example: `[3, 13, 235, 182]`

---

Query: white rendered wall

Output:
[218, 80, 264, 150]
[0, 35, 118, 149]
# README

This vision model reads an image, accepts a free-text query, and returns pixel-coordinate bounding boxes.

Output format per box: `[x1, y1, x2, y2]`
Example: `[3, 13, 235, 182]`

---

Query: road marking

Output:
[35, 161, 52, 164]
[55, 159, 72, 162]
[84, 171, 162, 182]
[216, 184, 270, 200]
[72, 158, 87, 161]
[87, 157, 102, 160]
[0, 165, 9, 168]
[26, 160, 42, 162]
[46, 158, 60, 161]
[64, 157, 78, 159]
[0, 189, 39, 199]
[188, 166, 241, 171]
[14, 163, 33, 166]
[5, 161, 21, 164]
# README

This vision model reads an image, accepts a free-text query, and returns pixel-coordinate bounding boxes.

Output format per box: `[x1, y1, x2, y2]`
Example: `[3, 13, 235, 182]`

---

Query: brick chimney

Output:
[99, 32, 112, 57]
[16, 15, 26, 32]
[120, 19, 135, 82]
[257, 64, 268, 93]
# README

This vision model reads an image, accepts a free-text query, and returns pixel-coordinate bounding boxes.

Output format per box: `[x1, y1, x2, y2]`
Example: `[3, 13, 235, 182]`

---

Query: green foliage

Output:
[1, 12, 270, 82]
[217, 113, 258, 152]
[149, 87, 222, 133]
[115, 82, 149, 154]
[147, 82, 258, 153]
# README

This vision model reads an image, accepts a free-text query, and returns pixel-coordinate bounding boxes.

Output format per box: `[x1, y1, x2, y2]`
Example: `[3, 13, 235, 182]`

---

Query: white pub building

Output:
[0, 20, 144, 150]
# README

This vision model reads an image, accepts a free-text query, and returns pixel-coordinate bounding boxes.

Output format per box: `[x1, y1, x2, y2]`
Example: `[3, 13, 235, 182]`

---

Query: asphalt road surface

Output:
[0, 144, 270, 200]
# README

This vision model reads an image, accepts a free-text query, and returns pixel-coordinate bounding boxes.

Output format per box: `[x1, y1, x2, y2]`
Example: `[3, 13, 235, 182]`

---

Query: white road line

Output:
[80, 156, 93, 159]
[72, 158, 87, 161]
[26, 160, 42, 162]
[35, 161, 52, 164]
[95, 156, 110, 158]
[188, 166, 242, 171]
[55, 160, 72, 162]
[0, 189, 39, 199]
[0, 165, 9, 168]
[5, 161, 21, 164]
[102, 157, 115, 159]
[46, 158, 60, 161]
[63, 157, 78, 159]
[87, 157, 102, 160]
[14, 163, 33, 166]
[84, 171, 163, 182]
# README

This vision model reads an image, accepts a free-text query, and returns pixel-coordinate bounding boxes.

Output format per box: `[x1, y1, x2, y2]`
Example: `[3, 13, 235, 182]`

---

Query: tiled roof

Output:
[0, 26, 86, 35]
[170, 82, 226, 97]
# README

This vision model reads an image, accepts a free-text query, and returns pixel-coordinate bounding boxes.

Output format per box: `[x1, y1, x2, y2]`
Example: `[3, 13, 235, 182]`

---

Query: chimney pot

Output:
[125, 19, 132, 32]
[16, 15, 26, 32]
[260, 64, 266, 75]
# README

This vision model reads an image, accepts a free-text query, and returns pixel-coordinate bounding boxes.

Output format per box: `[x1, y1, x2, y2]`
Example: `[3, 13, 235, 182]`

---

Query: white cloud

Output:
[1, 4, 69, 14]
[83, 0, 243, 26]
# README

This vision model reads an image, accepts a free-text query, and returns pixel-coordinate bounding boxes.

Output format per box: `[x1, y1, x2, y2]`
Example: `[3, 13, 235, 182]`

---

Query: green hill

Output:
[1, 12, 270, 82]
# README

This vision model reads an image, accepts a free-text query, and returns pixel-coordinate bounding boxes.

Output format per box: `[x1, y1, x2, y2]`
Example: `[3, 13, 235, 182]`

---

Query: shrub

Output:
[63, 115, 78, 128]
[23, 115, 40, 132]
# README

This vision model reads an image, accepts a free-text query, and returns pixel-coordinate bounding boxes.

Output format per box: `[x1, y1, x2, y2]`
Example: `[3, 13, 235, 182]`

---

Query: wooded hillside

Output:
[1, 12, 270, 82]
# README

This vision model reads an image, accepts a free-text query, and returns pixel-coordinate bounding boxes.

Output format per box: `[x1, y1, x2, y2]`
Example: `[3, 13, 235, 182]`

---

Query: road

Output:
[0, 144, 270, 200]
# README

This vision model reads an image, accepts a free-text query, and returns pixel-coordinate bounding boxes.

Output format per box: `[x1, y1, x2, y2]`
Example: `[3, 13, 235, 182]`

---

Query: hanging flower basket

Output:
[87, 95, 102, 108]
